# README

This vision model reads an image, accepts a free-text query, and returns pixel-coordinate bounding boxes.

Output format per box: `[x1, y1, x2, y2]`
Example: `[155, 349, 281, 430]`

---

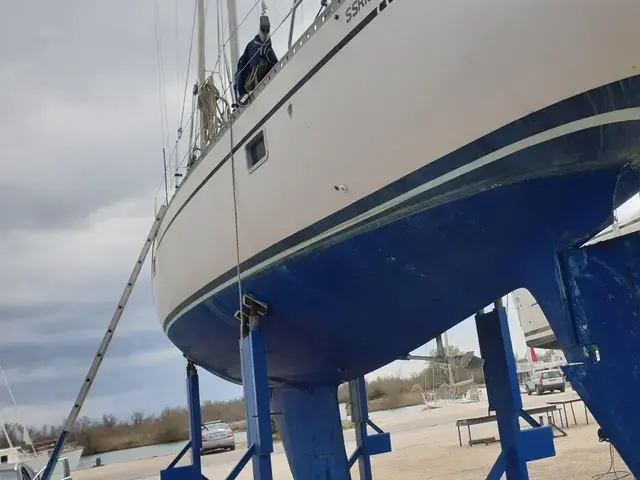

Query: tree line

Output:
[0, 398, 246, 455]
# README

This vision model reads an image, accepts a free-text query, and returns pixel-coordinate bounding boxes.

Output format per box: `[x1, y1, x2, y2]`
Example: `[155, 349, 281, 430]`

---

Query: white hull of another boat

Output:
[23, 446, 84, 473]
[153, 0, 640, 331]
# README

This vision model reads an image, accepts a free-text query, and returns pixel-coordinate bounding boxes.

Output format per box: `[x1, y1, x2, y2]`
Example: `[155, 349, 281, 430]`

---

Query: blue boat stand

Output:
[160, 296, 555, 480]
[476, 302, 555, 479]
[347, 377, 392, 476]
[160, 360, 205, 480]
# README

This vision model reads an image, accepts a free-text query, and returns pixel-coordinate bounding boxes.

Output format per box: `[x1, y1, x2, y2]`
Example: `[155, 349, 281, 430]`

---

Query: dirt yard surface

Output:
[73, 390, 633, 479]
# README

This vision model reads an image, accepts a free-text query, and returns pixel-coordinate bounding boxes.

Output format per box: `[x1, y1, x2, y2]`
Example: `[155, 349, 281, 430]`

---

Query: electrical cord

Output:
[591, 433, 631, 480]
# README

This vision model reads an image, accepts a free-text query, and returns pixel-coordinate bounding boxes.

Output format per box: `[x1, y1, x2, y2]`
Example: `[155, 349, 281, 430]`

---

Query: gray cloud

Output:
[0, 1, 191, 233]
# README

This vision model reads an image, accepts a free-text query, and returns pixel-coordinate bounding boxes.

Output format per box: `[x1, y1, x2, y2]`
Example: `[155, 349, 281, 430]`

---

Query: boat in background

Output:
[0, 366, 84, 471]
[20, 441, 84, 473]
[0, 443, 83, 472]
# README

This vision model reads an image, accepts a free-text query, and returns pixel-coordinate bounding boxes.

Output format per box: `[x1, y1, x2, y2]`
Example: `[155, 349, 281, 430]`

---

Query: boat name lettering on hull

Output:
[345, 0, 373, 24]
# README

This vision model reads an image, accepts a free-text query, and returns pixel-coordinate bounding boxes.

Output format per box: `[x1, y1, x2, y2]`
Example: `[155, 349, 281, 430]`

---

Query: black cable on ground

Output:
[591, 443, 632, 480]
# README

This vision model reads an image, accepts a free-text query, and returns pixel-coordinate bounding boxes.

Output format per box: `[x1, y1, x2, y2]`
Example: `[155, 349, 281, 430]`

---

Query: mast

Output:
[0, 411, 13, 449]
[442, 331, 455, 386]
[0, 364, 13, 449]
[197, 0, 207, 150]
[0, 366, 36, 454]
[226, 0, 240, 81]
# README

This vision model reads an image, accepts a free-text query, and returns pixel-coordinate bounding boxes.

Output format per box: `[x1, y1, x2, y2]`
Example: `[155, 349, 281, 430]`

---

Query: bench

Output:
[455, 405, 567, 446]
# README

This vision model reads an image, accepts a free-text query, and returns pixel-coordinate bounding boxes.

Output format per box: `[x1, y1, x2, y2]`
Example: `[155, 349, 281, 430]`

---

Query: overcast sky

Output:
[0, 0, 554, 430]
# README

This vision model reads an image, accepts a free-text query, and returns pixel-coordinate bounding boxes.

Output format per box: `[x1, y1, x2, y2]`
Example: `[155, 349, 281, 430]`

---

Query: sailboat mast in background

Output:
[0, 365, 36, 454]
[0, 411, 13, 449]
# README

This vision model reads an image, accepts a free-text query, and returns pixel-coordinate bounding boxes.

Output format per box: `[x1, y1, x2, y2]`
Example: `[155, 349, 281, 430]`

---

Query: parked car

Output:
[0, 462, 37, 480]
[201, 421, 235, 454]
[0, 456, 71, 480]
[525, 369, 566, 395]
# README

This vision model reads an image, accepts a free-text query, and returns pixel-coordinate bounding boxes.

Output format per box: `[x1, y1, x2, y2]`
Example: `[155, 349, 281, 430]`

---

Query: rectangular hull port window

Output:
[246, 130, 268, 172]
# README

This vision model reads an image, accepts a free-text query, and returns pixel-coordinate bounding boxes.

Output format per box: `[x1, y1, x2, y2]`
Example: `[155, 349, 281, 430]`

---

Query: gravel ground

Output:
[74, 390, 634, 479]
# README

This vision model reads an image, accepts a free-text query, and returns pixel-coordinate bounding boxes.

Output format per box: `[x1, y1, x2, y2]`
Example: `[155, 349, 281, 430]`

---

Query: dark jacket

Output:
[235, 35, 278, 98]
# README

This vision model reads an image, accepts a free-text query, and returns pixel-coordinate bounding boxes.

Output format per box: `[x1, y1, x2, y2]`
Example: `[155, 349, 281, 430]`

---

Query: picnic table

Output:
[455, 405, 567, 447]
[547, 397, 589, 428]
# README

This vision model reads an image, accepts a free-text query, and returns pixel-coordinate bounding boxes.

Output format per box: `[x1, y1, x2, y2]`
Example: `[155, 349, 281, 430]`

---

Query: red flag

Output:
[530, 347, 538, 362]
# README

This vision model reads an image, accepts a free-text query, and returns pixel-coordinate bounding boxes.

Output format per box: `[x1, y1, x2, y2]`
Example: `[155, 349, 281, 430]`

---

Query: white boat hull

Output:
[152, 0, 640, 388]
[153, 0, 640, 329]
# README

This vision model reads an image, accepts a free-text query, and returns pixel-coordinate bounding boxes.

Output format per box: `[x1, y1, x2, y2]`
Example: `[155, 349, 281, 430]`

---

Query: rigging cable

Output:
[175, 0, 311, 172]
[179, 2, 198, 131]
[229, 117, 244, 336]
[175, 0, 180, 127]
[166, 0, 197, 186]
[152, 0, 171, 153]
[316, 0, 328, 19]
[216, 0, 233, 100]
[209, 0, 263, 79]
[218, 1, 299, 106]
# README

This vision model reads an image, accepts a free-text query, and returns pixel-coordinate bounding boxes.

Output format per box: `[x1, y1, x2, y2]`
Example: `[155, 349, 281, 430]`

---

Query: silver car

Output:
[0, 455, 71, 480]
[201, 421, 235, 453]
[526, 369, 566, 395]
[0, 462, 37, 480]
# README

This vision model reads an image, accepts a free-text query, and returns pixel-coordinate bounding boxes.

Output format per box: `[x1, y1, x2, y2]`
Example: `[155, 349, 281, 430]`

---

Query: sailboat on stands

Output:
[150, 0, 640, 474]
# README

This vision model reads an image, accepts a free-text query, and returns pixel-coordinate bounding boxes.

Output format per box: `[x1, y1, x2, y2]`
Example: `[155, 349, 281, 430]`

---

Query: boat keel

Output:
[554, 230, 640, 477]
[523, 228, 640, 477]
[271, 378, 391, 480]
[271, 386, 351, 479]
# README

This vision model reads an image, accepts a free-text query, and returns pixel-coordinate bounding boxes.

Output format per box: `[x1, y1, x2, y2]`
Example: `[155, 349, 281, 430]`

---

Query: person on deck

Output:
[234, 15, 278, 101]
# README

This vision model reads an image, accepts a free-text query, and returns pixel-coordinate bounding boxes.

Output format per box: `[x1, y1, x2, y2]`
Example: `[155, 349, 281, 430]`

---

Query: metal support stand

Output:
[160, 360, 205, 480]
[347, 377, 392, 480]
[227, 295, 273, 480]
[187, 361, 203, 475]
[476, 302, 555, 480]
